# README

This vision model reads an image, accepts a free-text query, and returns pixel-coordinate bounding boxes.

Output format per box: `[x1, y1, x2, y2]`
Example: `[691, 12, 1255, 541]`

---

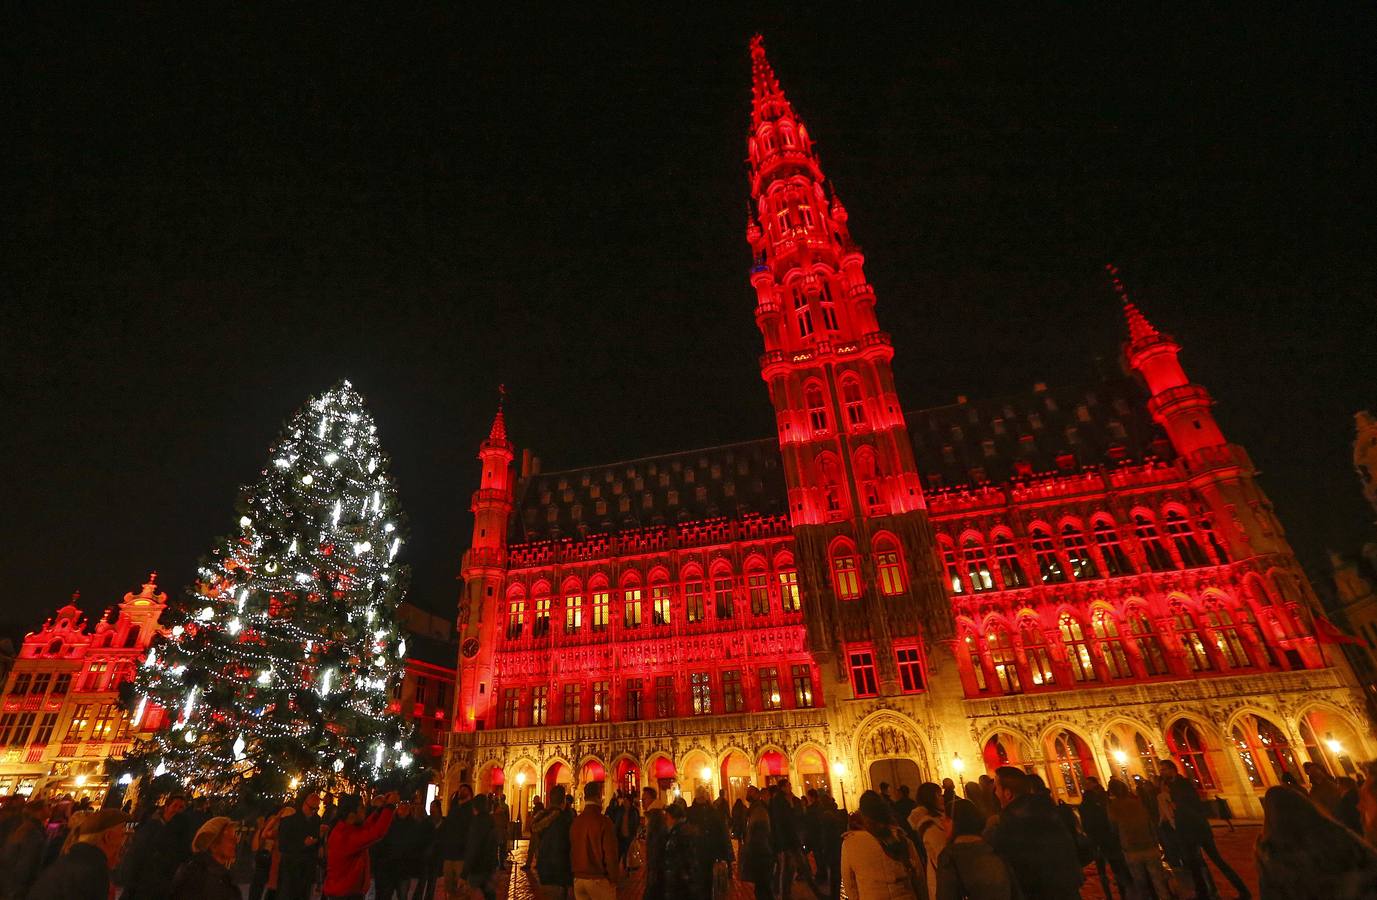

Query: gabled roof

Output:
[511, 376, 1168, 544]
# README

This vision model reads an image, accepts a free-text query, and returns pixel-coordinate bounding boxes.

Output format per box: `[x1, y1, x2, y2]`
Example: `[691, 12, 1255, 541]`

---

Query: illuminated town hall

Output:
[444, 37, 1374, 818]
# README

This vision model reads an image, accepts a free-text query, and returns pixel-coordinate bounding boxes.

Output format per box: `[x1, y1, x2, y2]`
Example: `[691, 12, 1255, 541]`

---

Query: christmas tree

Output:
[124, 380, 413, 800]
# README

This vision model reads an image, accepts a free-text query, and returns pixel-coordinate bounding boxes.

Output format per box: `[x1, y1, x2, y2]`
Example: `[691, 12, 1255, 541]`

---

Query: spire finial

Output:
[487, 386, 508, 444]
[1105, 263, 1163, 347]
[750, 34, 794, 126]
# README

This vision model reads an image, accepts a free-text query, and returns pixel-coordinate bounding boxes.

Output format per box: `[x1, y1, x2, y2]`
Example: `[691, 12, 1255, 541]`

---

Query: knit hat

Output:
[192, 816, 236, 852]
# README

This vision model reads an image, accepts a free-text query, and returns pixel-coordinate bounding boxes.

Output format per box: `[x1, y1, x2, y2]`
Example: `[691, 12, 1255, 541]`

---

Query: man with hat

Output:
[27, 808, 130, 900]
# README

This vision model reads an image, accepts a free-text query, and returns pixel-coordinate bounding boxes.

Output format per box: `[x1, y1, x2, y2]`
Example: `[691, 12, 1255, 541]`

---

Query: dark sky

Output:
[6, 7, 1374, 631]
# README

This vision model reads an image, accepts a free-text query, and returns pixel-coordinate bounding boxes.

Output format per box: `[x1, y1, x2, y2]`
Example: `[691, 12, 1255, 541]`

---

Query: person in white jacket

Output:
[906, 782, 951, 900]
[841, 790, 925, 900]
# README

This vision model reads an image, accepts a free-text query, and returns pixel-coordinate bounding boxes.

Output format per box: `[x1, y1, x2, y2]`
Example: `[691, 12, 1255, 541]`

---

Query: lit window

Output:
[806, 385, 828, 431]
[562, 683, 581, 724]
[500, 689, 519, 727]
[1170, 720, 1216, 790]
[690, 672, 712, 716]
[1128, 611, 1169, 675]
[1021, 621, 1056, 686]
[1173, 607, 1213, 671]
[1031, 527, 1066, 583]
[713, 577, 734, 619]
[962, 538, 995, 591]
[749, 573, 770, 616]
[506, 599, 525, 641]
[988, 626, 1022, 693]
[1164, 510, 1209, 567]
[591, 681, 609, 722]
[534, 596, 551, 638]
[833, 554, 861, 600]
[1135, 514, 1176, 572]
[1059, 614, 1097, 682]
[792, 664, 814, 707]
[1092, 520, 1134, 577]
[848, 653, 878, 698]
[531, 686, 548, 725]
[874, 550, 905, 596]
[896, 647, 924, 693]
[1061, 524, 1099, 580]
[722, 670, 744, 713]
[759, 667, 783, 709]
[623, 588, 642, 629]
[993, 533, 1028, 588]
[684, 580, 705, 623]
[941, 542, 965, 594]
[652, 585, 671, 626]
[592, 591, 610, 632]
[964, 633, 988, 692]
[778, 570, 801, 612]
[842, 379, 866, 427]
[1092, 610, 1133, 679]
[1205, 607, 1250, 668]
[564, 595, 583, 634]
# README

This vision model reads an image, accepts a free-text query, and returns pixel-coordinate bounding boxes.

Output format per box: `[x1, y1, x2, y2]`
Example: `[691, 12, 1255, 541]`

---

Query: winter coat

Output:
[535, 807, 574, 888]
[662, 821, 704, 900]
[730, 800, 748, 839]
[1256, 829, 1377, 899]
[463, 811, 498, 885]
[375, 813, 429, 879]
[935, 837, 1021, 900]
[983, 794, 1083, 900]
[169, 850, 240, 900]
[906, 806, 950, 900]
[321, 807, 394, 897]
[1106, 796, 1156, 858]
[25, 841, 110, 900]
[743, 826, 775, 885]
[840, 826, 924, 900]
[116, 813, 191, 900]
[439, 800, 472, 861]
[689, 800, 733, 863]
[0, 816, 47, 898]
[770, 790, 801, 850]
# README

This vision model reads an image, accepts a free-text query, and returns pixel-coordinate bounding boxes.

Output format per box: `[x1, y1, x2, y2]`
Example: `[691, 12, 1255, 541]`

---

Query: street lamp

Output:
[951, 754, 965, 777]
[1112, 749, 1129, 781]
[699, 766, 713, 789]
[831, 761, 848, 810]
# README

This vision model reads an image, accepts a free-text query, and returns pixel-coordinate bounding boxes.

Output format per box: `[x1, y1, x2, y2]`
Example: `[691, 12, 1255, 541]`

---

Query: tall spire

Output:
[485, 385, 509, 446]
[1105, 263, 1165, 349]
[750, 34, 795, 126]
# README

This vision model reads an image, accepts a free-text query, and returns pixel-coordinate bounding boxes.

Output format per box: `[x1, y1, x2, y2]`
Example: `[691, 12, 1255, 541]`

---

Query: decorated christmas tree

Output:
[124, 380, 413, 800]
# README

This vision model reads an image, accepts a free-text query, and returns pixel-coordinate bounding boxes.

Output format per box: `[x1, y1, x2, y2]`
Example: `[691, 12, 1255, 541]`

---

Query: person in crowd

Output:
[731, 795, 748, 845]
[941, 780, 958, 818]
[643, 807, 669, 900]
[934, 799, 1018, 900]
[1304, 761, 1342, 813]
[492, 792, 512, 868]
[1358, 762, 1377, 846]
[168, 816, 240, 900]
[464, 795, 499, 900]
[1106, 778, 1167, 900]
[770, 777, 812, 896]
[116, 793, 189, 900]
[662, 802, 704, 900]
[569, 782, 621, 900]
[321, 791, 397, 900]
[525, 795, 547, 872]
[1256, 784, 1377, 899]
[536, 784, 575, 900]
[742, 816, 774, 900]
[27, 808, 129, 900]
[616, 790, 640, 868]
[1157, 759, 1250, 900]
[0, 798, 51, 898]
[277, 792, 323, 900]
[1078, 777, 1129, 900]
[439, 785, 474, 899]
[893, 785, 917, 838]
[690, 785, 733, 897]
[907, 782, 950, 900]
[983, 766, 1082, 900]
[746, 785, 770, 830]
[373, 798, 426, 900]
[1334, 775, 1362, 834]
[715, 789, 731, 826]
[841, 790, 923, 900]
[249, 804, 292, 900]
[642, 785, 663, 813]
[419, 797, 445, 900]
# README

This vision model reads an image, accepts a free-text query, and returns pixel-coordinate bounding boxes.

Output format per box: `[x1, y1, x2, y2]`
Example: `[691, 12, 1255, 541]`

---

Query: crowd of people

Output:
[4, 757, 1377, 899]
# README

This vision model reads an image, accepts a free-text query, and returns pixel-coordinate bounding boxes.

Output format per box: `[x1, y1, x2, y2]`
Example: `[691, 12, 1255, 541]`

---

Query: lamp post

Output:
[1112, 748, 1129, 781]
[952, 754, 965, 779]
[831, 761, 848, 811]
[700, 765, 714, 796]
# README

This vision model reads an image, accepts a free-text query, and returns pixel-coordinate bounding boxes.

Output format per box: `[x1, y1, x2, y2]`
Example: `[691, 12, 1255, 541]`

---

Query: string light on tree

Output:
[123, 380, 414, 800]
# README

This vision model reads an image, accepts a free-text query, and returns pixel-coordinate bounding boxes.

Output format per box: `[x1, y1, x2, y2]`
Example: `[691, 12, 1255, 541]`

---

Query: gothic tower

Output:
[455, 402, 515, 733]
[746, 36, 952, 695]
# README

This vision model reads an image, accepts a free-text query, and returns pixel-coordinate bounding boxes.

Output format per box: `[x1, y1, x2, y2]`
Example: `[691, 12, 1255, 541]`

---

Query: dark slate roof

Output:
[405, 633, 458, 671]
[510, 376, 1168, 543]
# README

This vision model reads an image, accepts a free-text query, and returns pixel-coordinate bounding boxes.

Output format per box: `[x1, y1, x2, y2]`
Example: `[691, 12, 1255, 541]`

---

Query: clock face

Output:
[461, 638, 480, 659]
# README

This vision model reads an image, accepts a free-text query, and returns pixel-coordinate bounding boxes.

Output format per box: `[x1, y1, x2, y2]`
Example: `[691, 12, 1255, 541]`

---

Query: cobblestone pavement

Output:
[464, 824, 1262, 900]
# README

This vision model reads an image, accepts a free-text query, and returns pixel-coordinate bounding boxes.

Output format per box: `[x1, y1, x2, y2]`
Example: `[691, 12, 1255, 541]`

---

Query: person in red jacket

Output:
[322, 790, 398, 900]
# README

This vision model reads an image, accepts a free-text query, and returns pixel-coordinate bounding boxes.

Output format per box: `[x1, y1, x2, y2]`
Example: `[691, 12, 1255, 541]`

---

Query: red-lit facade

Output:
[446, 38, 1373, 816]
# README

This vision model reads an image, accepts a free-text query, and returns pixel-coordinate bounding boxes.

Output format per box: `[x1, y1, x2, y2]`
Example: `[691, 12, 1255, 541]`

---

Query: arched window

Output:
[533, 586, 552, 638]
[992, 532, 1027, 589]
[1236, 605, 1278, 667]
[940, 540, 966, 594]
[854, 449, 884, 513]
[1135, 513, 1176, 572]
[1021, 619, 1055, 686]
[1232, 714, 1299, 788]
[817, 453, 843, 516]
[1169, 720, 1216, 790]
[1060, 523, 1099, 580]
[776, 560, 801, 613]
[817, 280, 839, 331]
[1092, 518, 1134, 577]
[1031, 526, 1067, 583]
[987, 624, 1022, 694]
[805, 384, 828, 432]
[1092, 609, 1133, 679]
[1173, 605, 1213, 671]
[832, 545, 861, 601]
[1127, 609, 1169, 676]
[682, 571, 705, 624]
[963, 537, 995, 592]
[1198, 515, 1231, 563]
[962, 630, 988, 692]
[874, 538, 905, 596]
[794, 288, 814, 339]
[1204, 604, 1250, 668]
[1051, 730, 1094, 798]
[506, 594, 526, 641]
[650, 575, 672, 626]
[1059, 613, 1097, 682]
[841, 377, 866, 428]
[1164, 510, 1209, 567]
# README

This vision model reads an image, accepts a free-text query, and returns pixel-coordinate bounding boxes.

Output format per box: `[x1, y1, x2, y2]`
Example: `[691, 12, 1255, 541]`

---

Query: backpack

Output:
[914, 817, 937, 869]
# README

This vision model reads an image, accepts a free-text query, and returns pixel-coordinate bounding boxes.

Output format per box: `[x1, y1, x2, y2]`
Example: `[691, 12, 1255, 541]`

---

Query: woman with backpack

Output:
[906, 783, 951, 900]
[841, 790, 925, 900]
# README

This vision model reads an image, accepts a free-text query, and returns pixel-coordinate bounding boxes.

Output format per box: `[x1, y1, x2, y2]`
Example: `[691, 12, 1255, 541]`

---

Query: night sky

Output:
[7, 8, 1374, 632]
